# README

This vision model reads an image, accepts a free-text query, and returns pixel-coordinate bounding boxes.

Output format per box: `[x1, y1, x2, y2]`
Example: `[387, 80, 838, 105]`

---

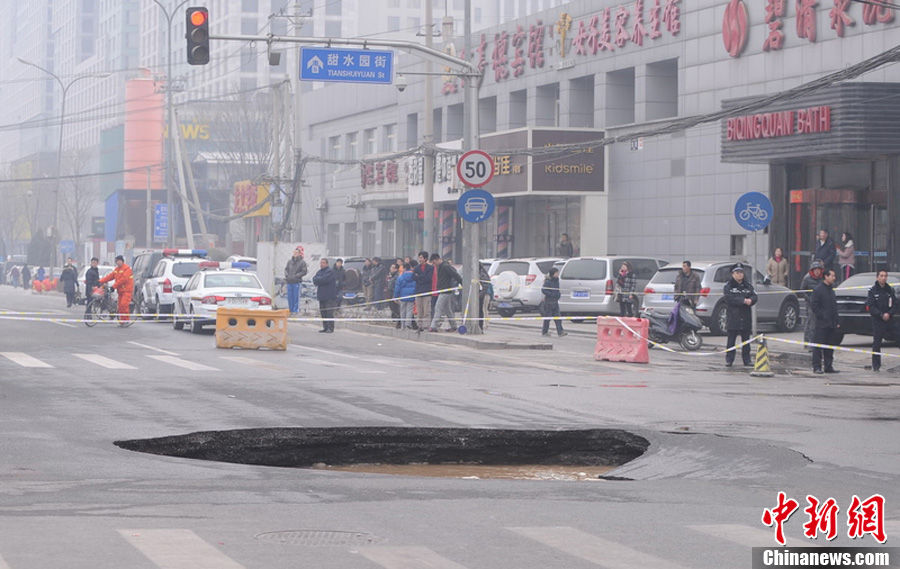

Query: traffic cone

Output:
[750, 336, 775, 377]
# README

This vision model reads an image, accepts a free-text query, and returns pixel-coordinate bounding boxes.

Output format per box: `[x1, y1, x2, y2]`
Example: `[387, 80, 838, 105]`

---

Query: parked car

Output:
[130, 249, 166, 311]
[225, 255, 257, 271]
[557, 256, 669, 317]
[642, 261, 801, 335]
[172, 263, 272, 333]
[140, 251, 209, 317]
[490, 257, 561, 317]
[833, 272, 900, 345]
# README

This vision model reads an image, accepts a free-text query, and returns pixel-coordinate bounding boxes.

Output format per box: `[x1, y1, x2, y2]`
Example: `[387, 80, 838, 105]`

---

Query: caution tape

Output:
[762, 335, 900, 359]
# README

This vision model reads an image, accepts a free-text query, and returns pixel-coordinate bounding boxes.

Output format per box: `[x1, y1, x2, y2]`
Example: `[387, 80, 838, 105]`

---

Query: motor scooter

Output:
[640, 303, 704, 351]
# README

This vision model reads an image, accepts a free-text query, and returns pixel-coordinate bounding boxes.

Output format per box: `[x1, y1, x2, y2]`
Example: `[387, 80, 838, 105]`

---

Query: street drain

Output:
[115, 427, 648, 480]
[255, 530, 381, 546]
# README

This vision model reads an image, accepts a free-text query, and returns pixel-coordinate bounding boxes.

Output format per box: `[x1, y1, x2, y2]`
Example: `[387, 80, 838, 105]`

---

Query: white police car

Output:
[172, 261, 272, 333]
[141, 249, 208, 318]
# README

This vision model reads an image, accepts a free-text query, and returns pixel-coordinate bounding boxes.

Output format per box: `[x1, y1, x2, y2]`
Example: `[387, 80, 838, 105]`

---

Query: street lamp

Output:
[17, 57, 109, 269]
[153, 0, 191, 246]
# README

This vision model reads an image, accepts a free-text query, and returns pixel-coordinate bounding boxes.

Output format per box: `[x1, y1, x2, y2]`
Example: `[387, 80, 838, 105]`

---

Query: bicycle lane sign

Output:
[734, 191, 773, 232]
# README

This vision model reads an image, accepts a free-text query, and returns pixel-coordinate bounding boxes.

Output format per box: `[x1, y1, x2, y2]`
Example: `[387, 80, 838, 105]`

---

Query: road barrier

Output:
[595, 317, 649, 364]
[215, 308, 289, 350]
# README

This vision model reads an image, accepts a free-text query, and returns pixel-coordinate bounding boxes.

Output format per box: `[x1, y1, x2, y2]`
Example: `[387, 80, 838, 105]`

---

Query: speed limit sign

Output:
[457, 150, 495, 188]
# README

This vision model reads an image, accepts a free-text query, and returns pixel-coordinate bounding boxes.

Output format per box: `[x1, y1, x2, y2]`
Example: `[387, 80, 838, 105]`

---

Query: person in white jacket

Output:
[838, 231, 855, 281]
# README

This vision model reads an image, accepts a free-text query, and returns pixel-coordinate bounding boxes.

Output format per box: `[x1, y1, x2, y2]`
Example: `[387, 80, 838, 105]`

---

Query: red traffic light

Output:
[185, 7, 210, 65]
[190, 10, 207, 26]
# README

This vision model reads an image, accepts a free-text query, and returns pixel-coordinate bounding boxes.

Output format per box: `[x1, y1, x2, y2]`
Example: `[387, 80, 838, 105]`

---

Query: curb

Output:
[293, 320, 554, 350]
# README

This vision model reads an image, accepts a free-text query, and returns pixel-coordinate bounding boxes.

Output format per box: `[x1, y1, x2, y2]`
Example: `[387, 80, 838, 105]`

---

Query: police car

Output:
[140, 249, 208, 318]
[172, 261, 272, 333]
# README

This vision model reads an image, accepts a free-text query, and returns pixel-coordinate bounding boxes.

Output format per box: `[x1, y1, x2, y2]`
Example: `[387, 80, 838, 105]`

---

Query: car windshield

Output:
[204, 273, 262, 289]
[536, 260, 557, 274]
[649, 268, 706, 284]
[495, 261, 530, 275]
[560, 259, 607, 280]
[172, 262, 202, 277]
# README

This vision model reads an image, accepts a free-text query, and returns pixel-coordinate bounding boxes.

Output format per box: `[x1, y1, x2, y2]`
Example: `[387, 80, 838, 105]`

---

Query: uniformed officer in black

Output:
[811, 268, 840, 374]
[723, 263, 758, 367]
[866, 269, 898, 372]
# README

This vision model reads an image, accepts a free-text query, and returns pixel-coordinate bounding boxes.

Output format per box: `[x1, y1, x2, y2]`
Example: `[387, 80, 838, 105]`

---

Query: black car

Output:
[834, 272, 900, 343]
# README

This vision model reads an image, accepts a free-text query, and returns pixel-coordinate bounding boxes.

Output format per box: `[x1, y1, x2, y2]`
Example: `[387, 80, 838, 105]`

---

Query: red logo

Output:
[722, 0, 749, 58]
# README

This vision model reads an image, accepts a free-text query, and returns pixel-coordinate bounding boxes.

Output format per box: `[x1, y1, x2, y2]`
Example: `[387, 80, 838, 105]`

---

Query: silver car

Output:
[642, 261, 801, 335]
[557, 256, 669, 316]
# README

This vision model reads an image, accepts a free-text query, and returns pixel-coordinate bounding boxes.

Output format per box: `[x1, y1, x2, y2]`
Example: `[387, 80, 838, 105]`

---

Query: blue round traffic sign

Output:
[457, 189, 495, 223]
[734, 191, 773, 232]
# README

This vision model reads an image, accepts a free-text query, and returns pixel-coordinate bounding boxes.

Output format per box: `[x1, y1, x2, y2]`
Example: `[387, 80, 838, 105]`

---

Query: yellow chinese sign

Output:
[233, 181, 271, 217]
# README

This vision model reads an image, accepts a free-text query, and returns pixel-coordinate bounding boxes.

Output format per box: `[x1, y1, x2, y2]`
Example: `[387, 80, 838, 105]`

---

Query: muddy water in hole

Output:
[319, 463, 615, 480]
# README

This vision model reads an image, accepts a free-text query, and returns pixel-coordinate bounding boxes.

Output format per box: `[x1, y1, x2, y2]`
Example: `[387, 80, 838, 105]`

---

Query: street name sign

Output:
[300, 47, 394, 84]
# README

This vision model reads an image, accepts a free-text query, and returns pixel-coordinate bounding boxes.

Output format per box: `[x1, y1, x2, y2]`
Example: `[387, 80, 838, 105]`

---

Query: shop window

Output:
[447, 104, 463, 141]
[645, 59, 678, 120]
[327, 224, 340, 254]
[382, 123, 397, 152]
[569, 75, 595, 128]
[344, 223, 358, 256]
[406, 113, 419, 149]
[328, 135, 341, 160]
[536, 83, 560, 127]
[509, 89, 527, 129]
[479, 96, 497, 134]
[364, 128, 377, 156]
[346, 132, 358, 160]
[606, 68, 635, 126]
[362, 222, 376, 257]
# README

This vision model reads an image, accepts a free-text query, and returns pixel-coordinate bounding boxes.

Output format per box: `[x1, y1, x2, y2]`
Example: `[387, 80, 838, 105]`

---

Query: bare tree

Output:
[59, 147, 97, 254]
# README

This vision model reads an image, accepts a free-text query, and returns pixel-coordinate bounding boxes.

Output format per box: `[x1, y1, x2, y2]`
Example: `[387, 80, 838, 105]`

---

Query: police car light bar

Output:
[230, 262, 252, 270]
[163, 248, 208, 257]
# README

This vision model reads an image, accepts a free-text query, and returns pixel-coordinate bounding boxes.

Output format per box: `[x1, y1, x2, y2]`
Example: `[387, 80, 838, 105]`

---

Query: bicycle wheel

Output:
[84, 300, 99, 327]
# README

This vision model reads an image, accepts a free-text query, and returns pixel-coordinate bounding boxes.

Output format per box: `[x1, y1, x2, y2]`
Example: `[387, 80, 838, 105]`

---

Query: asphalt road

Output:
[1, 285, 898, 569]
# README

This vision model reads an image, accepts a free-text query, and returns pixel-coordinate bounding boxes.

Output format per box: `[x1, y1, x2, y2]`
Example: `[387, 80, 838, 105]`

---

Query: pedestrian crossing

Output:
[0, 523, 894, 569]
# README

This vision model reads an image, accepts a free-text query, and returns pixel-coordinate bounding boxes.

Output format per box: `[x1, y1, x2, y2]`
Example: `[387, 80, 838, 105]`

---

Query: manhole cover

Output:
[255, 530, 381, 546]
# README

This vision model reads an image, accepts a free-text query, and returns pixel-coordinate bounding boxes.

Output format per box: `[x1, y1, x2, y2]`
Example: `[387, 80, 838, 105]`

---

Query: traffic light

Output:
[186, 7, 210, 65]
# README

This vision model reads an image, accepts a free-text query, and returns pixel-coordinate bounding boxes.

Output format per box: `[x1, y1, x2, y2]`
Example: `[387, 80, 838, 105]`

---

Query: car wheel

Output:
[777, 299, 800, 332]
[571, 318, 586, 324]
[679, 330, 703, 351]
[190, 308, 203, 334]
[172, 306, 184, 330]
[709, 302, 727, 336]
[497, 307, 516, 318]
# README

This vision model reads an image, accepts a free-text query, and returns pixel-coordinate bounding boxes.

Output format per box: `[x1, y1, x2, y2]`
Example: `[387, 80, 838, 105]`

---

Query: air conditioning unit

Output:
[345, 194, 363, 208]
[314, 197, 327, 211]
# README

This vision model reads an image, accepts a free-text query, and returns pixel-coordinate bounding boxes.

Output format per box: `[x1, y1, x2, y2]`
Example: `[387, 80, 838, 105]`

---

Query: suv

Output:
[491, 258, 561, 317]
[130, 250, 165, 311]
[140, 249, 209, 317]
[557, 256, 668, 317]
[642, 261, 801, 335]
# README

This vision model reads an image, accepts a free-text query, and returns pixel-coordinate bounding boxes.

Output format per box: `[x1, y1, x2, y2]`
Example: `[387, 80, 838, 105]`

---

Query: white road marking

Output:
[118, 529, 246, 569]
[359, 546, 470, 569]
[689, 524, 813, 548]
[302, 357, 387, 374]
[300, 345, 397, 366]
[128, 341, 179, 356]
[147, 355, 219, 371]
[72, 353, 137, 370]
[0, 352, 53, 368]
[219, 355, 284, 371]
[508, 526, 693, 569]
[49, 319, 76, 328]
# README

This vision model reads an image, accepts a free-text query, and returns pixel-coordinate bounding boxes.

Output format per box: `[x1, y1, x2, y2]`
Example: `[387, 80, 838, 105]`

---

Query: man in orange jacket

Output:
[99, 255, 134, 323]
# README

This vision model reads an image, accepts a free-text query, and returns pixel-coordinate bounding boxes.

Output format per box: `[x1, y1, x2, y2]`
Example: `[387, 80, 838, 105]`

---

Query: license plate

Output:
[661, 294, 674, 300]
[498, 302, 512, 308]
[572, 290, 590, 299]
[227, 298, 249, 305]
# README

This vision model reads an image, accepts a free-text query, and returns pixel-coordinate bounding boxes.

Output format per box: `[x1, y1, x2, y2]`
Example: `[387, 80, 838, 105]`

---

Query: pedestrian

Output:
[387, 262, 401, 328]
[312, 258, 338, 333]
[369, 257, 388, 309]
[98, 255, 134, 324]
[615, 261, 637, 317]
[428, 253, 462, 332]
[84, 257, 100, 316]
[10, 265, 20, 288]
[413, 251, 433, 330]
[333, 258, 346, 307]
[838, 231, 855, 281]
[810, 269, 840, 374]
[362, 258, 374, 304]
[478, 262, 492, 331]
[541, 267, 567, 337]
[283, 246, 308, 315]
[21, 264, 31, 290]
[556, 233, 574, 258]
[800, 260, 825, 350]
[766, 247, 789, 286]
[394, 262, 416, 329]
[866, 269, 898, 373]
[673, 260, 701, 307]
[60, 257, 78, 307]
[814, 229, 837, 274]
[404, 255, 418, 269]
[723, 263, 757, 368]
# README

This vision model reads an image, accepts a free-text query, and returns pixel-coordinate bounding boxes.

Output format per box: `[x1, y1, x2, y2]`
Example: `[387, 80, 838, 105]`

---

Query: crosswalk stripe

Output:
[689, 524, 813, 548]
[147, 355, 219, 371]
[302, 357, 387, 374]
[128, 341, 179, 356]
[0, 352, 53, 368]
[301, 345, 397, 366]
[359, 546, 470, 569]
[508, 526, 692, 569]
[118, 529, 245, 569]
[73, 353, 137, 370]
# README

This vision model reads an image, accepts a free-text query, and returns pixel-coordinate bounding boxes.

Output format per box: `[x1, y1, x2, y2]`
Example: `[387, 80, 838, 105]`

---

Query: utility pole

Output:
[423, 0, 435, 254]
[292, 0, 303, 243]
[462, 0, 482, 335]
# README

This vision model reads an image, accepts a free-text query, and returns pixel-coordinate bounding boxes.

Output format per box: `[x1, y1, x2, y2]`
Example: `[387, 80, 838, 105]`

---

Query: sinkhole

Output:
[114, 427, 649, 480]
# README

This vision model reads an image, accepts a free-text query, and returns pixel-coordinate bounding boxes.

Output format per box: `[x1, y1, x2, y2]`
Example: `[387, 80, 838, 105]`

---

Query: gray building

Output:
[298, 0, 900, 280]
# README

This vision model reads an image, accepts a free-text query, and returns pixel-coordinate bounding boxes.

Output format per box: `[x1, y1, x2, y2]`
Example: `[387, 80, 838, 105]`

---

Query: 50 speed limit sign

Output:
[457, 150, 495, 188]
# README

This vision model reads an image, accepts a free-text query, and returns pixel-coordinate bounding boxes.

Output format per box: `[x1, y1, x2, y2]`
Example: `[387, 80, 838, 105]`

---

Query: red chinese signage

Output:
[761, 492, 887, 546]
[725, 105, 832, 141]
[360, 160, 400, 190]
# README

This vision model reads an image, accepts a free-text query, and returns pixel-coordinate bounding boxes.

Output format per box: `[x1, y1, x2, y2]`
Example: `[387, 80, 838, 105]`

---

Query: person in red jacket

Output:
[99, 255, 134, 323]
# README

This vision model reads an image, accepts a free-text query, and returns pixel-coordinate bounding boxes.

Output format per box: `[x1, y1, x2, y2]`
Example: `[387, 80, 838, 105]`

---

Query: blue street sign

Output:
[153, 204, 168, 243]
[58, 240, 75, 255]
[458, 189, 495, 223]
[734, 191, 773, 232]
[300, 47, 394, 84]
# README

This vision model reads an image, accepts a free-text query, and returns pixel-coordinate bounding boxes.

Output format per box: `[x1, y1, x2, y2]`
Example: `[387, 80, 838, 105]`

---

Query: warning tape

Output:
[762, 335, 900, 360]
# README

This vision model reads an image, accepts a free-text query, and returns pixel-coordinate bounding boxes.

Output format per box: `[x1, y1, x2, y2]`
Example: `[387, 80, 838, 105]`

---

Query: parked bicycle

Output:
[84, 285, 137, 328]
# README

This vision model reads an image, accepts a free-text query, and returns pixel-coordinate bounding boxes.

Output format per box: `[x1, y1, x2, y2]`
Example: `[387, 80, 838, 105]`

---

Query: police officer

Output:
[866, 269, 898, 372]
[811, 268, 840, 374]
[723, 263, 758, 367]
